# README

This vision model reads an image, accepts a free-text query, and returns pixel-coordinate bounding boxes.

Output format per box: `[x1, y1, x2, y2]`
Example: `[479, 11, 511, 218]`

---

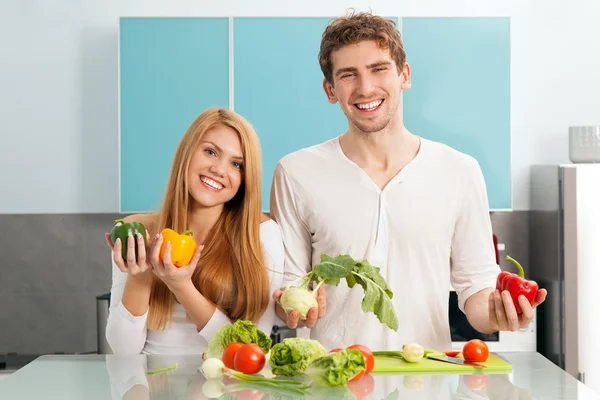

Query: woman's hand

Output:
[105, 231, 153, 284]
[148, 233, 204, 293]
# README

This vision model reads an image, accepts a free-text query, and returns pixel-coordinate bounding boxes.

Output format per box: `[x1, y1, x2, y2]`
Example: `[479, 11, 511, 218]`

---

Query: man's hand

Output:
[273, 285, 326, 329]
[488, 288, 547, 331]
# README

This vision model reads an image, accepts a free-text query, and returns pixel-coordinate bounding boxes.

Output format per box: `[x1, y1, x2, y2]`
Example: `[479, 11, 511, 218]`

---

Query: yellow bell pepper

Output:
[159, 229, 197, 267]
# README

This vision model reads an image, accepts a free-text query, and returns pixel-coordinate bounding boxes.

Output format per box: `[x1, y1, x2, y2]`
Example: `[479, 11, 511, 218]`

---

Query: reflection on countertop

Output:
[0, 352, 599, 399]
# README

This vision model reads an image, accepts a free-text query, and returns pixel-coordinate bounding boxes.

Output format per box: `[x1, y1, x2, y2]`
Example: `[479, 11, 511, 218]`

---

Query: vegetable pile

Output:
[200, 321, 382, 397]
[280, 254, 399, 331]
[200, 320, 493, 398]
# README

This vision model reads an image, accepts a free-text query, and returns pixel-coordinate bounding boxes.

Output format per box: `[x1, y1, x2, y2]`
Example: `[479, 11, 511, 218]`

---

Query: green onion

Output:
[145, 363, 178, 375]
[224, 369, 311, 395]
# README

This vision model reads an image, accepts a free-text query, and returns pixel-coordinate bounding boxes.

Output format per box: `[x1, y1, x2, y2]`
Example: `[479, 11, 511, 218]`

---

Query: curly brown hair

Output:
[318, 11, 406, 85]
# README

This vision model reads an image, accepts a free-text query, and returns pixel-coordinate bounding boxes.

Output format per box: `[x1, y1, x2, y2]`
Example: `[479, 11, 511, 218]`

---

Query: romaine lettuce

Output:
[269, 337, 328, 376]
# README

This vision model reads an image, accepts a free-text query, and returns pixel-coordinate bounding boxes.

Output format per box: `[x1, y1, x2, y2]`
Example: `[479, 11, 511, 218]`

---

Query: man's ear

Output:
[322, 78, 338, 104]
[400, 62, 411, 91]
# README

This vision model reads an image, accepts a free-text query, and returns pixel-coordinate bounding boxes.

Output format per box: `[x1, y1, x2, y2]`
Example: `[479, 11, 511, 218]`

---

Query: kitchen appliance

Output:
[530, 164, 600, 391]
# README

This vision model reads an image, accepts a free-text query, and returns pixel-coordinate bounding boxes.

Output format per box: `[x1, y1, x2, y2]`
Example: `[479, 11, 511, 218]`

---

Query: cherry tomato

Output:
[222, 342, 244, 369]
[348, 373, 375, 400]
[445, 351, 460, 357]
[233, 343, 266, 375]
[462, 339, 489, 362]
[347, 344, 375, 374]
[330, 348, 342, 353]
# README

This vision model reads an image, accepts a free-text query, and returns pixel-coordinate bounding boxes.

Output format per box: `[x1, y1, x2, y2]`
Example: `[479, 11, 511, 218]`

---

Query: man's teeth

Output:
[201, 176, 223, 190]
[356, 100, 383, 111]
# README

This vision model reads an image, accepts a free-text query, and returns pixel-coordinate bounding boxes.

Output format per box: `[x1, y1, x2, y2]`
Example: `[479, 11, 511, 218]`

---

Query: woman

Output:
[104, 108, 284, 355]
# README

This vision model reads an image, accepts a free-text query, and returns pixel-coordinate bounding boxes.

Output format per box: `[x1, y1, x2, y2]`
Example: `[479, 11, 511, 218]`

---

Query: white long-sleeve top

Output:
[105, 219, 285, 355]
[270, 136, 501, 352]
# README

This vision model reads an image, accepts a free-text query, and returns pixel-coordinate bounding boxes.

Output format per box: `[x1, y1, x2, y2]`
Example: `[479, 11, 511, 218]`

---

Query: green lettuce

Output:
[205, 320, 272, 359]
[305, 349, 366, 387]
[268, 338, 328, 376]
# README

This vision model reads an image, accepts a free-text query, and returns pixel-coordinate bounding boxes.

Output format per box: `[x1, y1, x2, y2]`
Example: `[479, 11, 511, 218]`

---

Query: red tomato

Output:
[222, 342, 244, 369]
[349, 369, 365, 382]
[445, 351, 460, 357]
[347, 344, 375, 374]
[348, 373, 375, 400]
[330, 348, 342, 353]
[233, 343, 266, 375]
[462, 339, 489, 362]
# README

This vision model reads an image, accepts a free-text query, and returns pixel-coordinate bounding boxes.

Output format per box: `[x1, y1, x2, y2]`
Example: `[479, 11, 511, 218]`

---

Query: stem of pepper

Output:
[505, 255, 525, 278]
[113, 219, 125, 225]
[181, 230, 194, 236]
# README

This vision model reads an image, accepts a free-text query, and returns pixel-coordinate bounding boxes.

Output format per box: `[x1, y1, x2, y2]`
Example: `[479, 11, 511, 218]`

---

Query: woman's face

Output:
[187, 125, 244, 209]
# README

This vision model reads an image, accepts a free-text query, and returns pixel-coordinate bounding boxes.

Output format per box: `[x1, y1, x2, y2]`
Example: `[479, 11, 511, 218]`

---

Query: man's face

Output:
[323, 40, 410, 134]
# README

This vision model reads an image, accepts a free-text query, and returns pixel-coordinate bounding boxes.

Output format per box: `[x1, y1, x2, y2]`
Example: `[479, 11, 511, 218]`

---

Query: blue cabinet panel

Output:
[119, 17, 230, 212]
[402, 17, 511, 209]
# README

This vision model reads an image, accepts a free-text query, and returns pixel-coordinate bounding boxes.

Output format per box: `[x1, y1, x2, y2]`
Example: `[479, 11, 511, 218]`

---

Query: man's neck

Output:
[340, 124, 420, 172]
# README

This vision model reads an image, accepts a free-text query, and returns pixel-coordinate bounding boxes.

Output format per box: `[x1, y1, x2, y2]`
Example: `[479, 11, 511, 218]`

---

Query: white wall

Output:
[1, 0, 599, 213]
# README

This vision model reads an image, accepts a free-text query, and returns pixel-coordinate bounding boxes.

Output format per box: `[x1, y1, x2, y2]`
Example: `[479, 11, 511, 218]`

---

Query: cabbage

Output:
[268, 337, 327, 376]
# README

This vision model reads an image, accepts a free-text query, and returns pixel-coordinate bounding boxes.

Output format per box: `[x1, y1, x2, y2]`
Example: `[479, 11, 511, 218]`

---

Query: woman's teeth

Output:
[200, 176, 223, 190]
[356, 100, 383, 111]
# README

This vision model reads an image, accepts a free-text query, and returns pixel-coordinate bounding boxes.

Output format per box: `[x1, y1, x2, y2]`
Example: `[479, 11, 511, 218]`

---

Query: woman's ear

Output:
[322, 78, 338, 104]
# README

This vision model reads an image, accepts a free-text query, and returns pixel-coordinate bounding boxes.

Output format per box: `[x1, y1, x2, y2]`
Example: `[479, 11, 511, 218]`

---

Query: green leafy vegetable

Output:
[285, 254, 398, 331]
[269, 337, 328, 376]
[204, 320, 272, 359]
[305, 349, 366, 387]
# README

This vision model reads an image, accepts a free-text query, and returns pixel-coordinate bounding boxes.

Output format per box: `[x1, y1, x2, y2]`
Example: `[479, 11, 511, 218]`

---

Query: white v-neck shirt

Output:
[270, 136, 500, 352]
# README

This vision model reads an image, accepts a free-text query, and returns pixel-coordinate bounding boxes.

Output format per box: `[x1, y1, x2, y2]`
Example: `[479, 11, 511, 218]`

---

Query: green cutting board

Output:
[373, 353, 512, 374]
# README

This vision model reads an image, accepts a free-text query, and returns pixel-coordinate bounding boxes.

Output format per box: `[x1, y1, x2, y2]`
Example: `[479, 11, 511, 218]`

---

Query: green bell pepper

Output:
[110, 219, 147, 261]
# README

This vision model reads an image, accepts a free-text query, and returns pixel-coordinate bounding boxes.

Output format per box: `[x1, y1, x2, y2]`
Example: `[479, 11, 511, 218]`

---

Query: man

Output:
[270, 11, 546, 351]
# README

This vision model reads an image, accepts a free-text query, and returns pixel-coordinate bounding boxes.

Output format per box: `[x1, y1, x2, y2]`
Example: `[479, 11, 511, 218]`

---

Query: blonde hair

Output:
[147, 107, 269, 331]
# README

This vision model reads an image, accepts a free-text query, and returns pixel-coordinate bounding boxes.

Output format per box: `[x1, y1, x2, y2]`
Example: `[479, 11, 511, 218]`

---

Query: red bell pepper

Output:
[496, 255, 539, 314]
